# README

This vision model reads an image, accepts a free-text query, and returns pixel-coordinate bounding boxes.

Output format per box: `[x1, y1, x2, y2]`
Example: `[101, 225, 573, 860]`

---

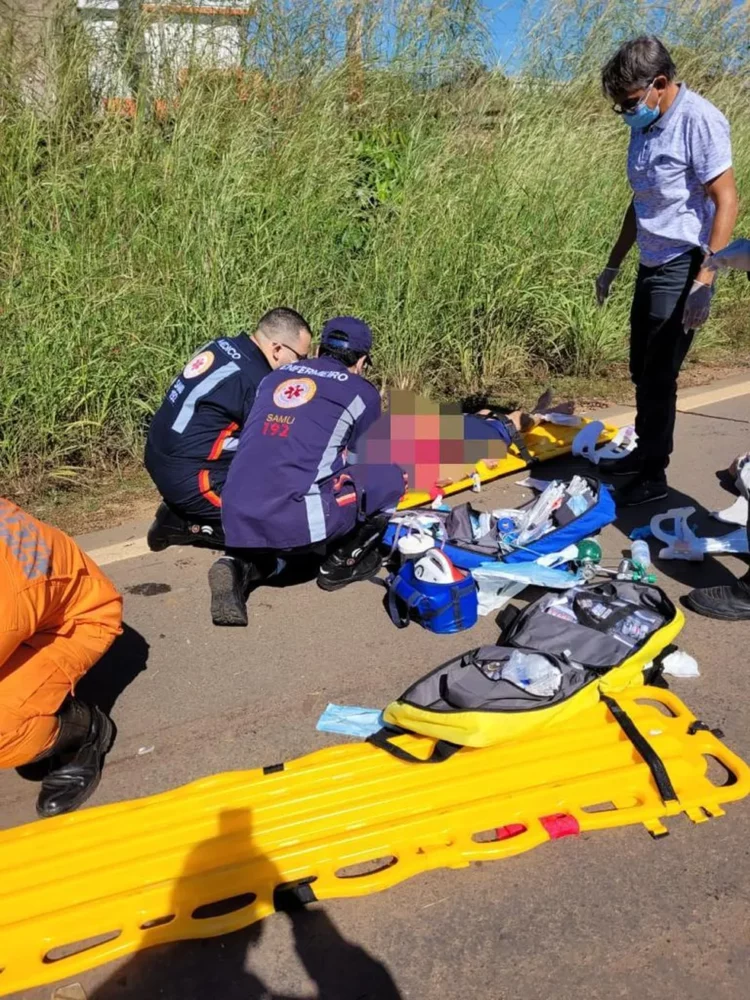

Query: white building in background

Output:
[77, 1, 254, 97]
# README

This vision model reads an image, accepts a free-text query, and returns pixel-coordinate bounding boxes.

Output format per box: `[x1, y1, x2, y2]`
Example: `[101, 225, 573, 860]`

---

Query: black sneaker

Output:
[613, 478, 669, 508]
[147, 502, 224, 552]
[683, 578, 750, 621]
[209, 556, 251, 627]
[317, 548, 383, 592]
[597, 450, 645, 478]
[147, 502, 194, 552]
[36, 705, 115, 818]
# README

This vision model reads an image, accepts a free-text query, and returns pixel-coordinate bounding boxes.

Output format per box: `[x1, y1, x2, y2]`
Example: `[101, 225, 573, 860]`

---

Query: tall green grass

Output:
[1, 0, 749, 486]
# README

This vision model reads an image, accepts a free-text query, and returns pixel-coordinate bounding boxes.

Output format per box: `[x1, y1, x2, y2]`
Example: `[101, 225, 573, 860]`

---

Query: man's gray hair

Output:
[601, 36, 677, 101]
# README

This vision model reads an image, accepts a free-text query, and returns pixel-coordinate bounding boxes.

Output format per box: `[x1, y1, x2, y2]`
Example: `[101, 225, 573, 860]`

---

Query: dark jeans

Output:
[630, 248, 703, 480]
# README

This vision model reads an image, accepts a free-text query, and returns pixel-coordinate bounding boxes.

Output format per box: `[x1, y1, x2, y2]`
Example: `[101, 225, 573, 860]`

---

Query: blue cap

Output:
[321, 316, 372, 355]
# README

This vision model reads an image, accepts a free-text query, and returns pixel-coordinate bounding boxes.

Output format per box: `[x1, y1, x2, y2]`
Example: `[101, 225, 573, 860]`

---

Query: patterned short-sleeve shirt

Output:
[627, 85, 732, 267]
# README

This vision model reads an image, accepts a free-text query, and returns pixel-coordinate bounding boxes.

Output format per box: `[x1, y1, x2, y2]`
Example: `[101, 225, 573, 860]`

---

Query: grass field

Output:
[1, 1, 749, 491]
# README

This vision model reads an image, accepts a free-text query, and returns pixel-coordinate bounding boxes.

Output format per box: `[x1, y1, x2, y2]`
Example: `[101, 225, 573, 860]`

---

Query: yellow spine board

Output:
[397, 418, 618, 510]
[0, 688, 747, 997]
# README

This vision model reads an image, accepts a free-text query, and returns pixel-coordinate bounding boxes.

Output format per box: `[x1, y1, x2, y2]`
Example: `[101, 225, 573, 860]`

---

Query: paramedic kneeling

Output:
[145, 308, 312, 551]
[210, 317, 406, 627]
[596, 36, 737, 507]
[0, 499, 123, 818]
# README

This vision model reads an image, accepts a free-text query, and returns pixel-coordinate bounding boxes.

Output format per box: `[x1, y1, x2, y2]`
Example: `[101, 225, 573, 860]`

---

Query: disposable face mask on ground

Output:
[316, 704, 384, 739]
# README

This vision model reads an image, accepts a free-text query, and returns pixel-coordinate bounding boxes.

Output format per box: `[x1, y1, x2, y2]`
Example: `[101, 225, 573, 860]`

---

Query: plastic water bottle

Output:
[502, 651, 561, 697]
[630, 539, 651, 572]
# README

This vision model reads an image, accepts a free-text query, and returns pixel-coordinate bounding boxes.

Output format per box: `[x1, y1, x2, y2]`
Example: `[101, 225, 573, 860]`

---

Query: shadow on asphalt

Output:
[87, 809, 404, 1000]
[14, 624, 150, 788]
[76, 623, 150, 717]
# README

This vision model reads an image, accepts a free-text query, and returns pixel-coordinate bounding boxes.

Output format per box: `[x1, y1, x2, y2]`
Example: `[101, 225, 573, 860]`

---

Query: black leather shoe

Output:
[317, 548, 383, 591]
[683, 578, 750, 621]
[613, 478, 669, 508]
[597, 450, 645, 477]
[36, 703, 114, 819]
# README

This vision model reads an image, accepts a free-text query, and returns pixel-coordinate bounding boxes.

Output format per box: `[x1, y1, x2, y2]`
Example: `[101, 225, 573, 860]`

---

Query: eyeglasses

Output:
[612, 80, 655, 115]
[279, 342, 308, 361]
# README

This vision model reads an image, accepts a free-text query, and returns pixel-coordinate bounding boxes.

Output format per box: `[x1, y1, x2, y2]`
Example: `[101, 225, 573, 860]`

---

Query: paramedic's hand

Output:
[682, 279, 713, 333]
[704, 238, 750, 273]
[595, 267, 619, 306]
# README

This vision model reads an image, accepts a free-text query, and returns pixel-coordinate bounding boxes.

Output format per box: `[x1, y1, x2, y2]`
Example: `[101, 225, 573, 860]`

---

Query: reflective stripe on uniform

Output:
[315, 396, 365, 483]
[304, 487, 327, 543]
[207, 421, 240, 461]
[198, 470, 222, 508]
[171, 363, 240, 434]
[302, 396, 366, 543]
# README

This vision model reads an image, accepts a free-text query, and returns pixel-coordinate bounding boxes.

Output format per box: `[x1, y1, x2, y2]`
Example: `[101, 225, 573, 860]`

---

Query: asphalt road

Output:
[3, 379, 750, 1000]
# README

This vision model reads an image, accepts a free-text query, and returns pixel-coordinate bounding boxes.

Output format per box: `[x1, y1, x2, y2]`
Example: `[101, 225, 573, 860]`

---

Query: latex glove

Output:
[704, 238, 750, 273]
[595, 267, 619, 306]
[682, 279, 713, 332]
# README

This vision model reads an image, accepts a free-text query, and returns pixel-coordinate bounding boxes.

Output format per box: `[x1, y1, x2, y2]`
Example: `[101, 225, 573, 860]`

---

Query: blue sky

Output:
[487, 0, 526, 66]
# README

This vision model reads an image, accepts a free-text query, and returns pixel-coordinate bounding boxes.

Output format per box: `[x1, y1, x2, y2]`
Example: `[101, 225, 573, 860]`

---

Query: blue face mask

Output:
[623, 103, 661, 129]
[622, 84, 661, 129]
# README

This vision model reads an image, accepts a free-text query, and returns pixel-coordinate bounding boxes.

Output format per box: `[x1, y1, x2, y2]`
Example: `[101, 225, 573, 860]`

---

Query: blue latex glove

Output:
[682, 279, 713, 333]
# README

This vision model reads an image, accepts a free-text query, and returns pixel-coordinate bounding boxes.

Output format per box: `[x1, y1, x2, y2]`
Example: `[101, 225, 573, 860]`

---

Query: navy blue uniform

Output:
[222, 358, 405, 550]
[145, 334, 271, 523]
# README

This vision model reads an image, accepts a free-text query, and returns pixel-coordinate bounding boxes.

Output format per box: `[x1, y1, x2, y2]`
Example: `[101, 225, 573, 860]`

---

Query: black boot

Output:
[683, 573, 750, 621]
[208, 553, 277, 627]
[147, 502, 224, 552]
[36, 699, 115, 819]
[317, 516, 389, 592]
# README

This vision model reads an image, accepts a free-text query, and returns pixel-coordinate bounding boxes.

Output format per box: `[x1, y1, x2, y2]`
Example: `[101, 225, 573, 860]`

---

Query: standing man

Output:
[144, 308, 312, 550]
[596, 36, 737, 506]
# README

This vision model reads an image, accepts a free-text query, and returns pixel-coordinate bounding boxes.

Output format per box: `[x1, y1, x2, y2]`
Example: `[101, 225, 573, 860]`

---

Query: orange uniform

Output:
[0, 499, 123, 768]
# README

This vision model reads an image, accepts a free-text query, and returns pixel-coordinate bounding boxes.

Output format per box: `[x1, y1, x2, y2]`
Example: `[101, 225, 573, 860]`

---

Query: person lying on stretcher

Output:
[364, 389, 576, 495]
[472, 388, 576, 447]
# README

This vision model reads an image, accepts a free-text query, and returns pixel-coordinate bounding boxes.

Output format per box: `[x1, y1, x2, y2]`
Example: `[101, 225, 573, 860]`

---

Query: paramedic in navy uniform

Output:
[210, 317, 406, 626]
[595, 37, 737, 507]
[144, 308, 312, 550]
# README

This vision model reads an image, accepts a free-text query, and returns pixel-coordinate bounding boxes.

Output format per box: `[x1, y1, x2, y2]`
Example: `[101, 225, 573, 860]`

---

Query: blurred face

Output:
[268, 328, 312, 369]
